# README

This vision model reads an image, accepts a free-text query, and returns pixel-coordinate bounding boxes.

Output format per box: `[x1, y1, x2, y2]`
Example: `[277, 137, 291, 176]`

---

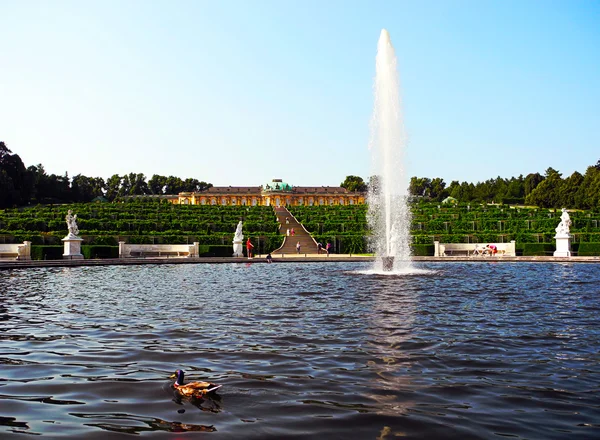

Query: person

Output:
[473, 244, 482, 256]
[266, 253, 272, 263]
[326, 242, 331, 255]
[296, 241, 301, 254]
[291, 228, 295, 236]
[286, 228, 290, 236]
[489, 244, 498, 255]
[246, 238, 254, 259]
[317, 242, 323, 254]
[285, 217, 289, 225]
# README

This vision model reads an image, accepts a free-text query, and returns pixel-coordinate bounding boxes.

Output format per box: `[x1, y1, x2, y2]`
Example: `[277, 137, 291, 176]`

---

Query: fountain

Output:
[367, 29, 412, 272]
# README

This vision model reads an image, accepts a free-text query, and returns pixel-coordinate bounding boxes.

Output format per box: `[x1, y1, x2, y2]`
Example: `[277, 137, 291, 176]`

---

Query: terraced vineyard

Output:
[288, 203, 600, 255]
[1, 200, 599, 257]
[0, 200, 283, 257]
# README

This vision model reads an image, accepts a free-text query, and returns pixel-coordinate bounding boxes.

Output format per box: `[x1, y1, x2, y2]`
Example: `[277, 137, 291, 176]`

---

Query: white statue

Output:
[234, 221, 244, 242]
[554, 208, 571, 236]
[65, 210, 80, 237]
[232, 221, 244, 257]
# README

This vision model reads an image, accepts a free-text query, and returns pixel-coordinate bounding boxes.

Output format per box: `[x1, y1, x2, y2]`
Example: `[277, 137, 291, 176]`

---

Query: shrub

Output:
[577, 243, 600, 256]
[522, 243, 555, 256]
[411, 244, 434, 256]
[81, 245, 119, 259]
[31, 245, 64, 260]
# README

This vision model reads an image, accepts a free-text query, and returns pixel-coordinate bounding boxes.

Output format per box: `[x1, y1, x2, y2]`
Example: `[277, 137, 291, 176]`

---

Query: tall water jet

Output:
[367, 29, 412, 272]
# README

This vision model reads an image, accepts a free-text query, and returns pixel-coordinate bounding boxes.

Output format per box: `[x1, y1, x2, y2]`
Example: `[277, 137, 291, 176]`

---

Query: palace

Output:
[169, 179, 366, 207]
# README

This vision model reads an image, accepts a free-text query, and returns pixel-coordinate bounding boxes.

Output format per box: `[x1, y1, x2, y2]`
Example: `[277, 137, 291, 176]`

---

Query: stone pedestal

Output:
[233, 240, 243, 257]
[554, 234, 572, 257]
[63, 235, 84, 259]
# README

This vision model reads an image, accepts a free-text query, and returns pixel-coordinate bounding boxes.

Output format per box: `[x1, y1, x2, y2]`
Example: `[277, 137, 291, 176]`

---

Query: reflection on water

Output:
[1, 262, 600, 439]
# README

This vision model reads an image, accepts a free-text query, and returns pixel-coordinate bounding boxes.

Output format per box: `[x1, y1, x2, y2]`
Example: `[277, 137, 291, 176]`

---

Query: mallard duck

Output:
[171, 369, 221, 397]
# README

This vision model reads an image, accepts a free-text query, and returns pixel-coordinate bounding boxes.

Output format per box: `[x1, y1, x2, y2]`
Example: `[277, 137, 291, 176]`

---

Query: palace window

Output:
[211, 198, 216, 205]
[231, 197, 236, 205]
[201, 198, 206, 205]
[339, 197, 344, 205]
[221, 197, 227, 205]
[252, 198, 257, 206]
[349, 198, 354, 205]
[319, 198, 324, 205]
[298, 197, 304, 206]
[242, 197, 247, 206]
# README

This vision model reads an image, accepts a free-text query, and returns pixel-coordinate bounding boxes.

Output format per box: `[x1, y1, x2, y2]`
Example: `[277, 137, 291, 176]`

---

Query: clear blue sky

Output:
[1, 0, 599, 187]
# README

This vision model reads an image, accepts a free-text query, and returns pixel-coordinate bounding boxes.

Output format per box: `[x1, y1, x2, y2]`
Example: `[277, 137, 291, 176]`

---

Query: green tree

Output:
[340, 175, 367, 192]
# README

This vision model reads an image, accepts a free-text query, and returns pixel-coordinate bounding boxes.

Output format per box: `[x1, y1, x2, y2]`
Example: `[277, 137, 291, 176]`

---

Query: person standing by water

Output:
[246, 238, 254, 259]
[296, 241, 301, 254]
[317, 242, 322, 254]
[326, 242, 331, 255]
[266, 253, 272, 263]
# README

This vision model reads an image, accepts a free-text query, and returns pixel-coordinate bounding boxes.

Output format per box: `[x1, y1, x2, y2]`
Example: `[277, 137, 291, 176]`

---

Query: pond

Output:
[1, 262, 599, 439]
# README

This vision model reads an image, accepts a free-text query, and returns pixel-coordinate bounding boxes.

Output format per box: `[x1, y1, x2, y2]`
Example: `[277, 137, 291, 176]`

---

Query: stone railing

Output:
[119, 242, 199, 258]
[434, 241, 516, 257]
[0, 241, 32, 260]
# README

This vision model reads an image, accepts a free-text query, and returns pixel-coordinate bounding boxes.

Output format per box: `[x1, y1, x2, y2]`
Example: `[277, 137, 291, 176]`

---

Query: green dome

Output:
[263, 179, 292, 192]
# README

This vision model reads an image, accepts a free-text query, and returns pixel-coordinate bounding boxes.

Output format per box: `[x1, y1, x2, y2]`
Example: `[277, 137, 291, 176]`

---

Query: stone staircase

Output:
[272, 206, 318, 255]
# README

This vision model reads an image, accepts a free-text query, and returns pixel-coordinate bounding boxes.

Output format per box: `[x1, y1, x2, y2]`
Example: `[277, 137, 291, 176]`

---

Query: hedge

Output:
[31, 245, 64, 260]
[411, 244, 434, 256]
[522, 243, 555, 256]
[81, 245, 119, 259]
[577, 243, 600, 256]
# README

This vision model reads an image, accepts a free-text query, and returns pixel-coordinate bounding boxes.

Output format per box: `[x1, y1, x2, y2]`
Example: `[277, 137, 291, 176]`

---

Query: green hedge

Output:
[577, 243, 600, 256]
[31, 245, 64, 260]
[81, 245, 118, 259]
[411, 244, 434, 256]
[522, 243, 555, 256]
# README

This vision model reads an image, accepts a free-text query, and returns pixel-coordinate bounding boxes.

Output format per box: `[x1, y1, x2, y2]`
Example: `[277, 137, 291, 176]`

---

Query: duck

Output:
[171, 369, 222, 398]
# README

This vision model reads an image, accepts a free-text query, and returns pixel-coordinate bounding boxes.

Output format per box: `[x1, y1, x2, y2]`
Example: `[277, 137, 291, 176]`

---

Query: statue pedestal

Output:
[63, 235, 84, 259]
[554, 234, 572, 257]
[233, 240, 243, 257]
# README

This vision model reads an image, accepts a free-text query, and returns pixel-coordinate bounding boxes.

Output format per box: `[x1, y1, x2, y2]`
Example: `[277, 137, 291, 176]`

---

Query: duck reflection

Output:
[172, 390, 222, 413]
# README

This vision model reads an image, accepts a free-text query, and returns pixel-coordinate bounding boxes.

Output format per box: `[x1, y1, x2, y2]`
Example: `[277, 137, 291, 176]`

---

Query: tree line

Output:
[407, 163, 600, 209]
[0, 142, 212, 208]
[341, 160, 600, 210]
[2, 141, 599, 210]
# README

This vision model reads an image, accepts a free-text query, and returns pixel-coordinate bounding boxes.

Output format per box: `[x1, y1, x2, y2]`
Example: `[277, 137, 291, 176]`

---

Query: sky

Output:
[1, 0, 599, 188]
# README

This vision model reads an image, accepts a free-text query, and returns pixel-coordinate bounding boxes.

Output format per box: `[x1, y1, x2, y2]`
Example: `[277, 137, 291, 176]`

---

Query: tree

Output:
[0, 141, 32, 207]
[524, 172, 544, 196]
[106, 174, 122, 201]
[525, 168, 563, 208]
[340, 175, 367, 192]
[408, 177, 431, 197]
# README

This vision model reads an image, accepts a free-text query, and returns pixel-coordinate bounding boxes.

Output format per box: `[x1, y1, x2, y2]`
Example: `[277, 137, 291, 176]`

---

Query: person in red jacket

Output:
[246, 238, 254, 259]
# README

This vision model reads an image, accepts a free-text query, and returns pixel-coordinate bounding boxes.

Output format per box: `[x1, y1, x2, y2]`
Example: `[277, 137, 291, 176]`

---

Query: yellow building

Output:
[171, 179, 366, 206]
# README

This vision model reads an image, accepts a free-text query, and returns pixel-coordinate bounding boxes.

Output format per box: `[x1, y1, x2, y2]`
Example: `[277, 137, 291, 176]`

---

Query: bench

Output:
[434, 241, 516, 257]
[119, 242, 200, 258]
[0, 242, 32, 260]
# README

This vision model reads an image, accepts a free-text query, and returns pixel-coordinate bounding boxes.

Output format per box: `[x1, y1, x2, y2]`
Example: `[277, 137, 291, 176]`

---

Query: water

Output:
[1, 262, 599, 439]
[367, 29, 412, 272]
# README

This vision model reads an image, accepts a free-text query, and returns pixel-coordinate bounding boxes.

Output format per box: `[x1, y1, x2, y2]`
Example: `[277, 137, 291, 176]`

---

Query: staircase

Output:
[272, 206, 318, 255]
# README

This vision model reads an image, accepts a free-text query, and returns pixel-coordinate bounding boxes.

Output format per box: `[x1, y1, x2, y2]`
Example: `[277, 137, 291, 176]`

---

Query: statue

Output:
[65, 210, 80, 237]
[554, 208, 571, 236]
[232, 221, 244, 257]
[234, 221, 243, 242]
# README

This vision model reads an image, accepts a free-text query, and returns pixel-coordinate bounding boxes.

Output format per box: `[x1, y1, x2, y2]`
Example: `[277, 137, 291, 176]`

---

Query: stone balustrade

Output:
[434, 241, 516, 257]
[0, 241, 32, 260]
[119, 242, 199, 258]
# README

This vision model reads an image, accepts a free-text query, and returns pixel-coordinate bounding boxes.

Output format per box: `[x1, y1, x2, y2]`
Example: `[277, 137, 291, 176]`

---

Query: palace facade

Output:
[169, 179, 366, 207]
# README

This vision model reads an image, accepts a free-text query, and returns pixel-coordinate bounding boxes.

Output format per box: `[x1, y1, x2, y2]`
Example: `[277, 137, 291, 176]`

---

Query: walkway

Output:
[271, 206, 319, 255]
